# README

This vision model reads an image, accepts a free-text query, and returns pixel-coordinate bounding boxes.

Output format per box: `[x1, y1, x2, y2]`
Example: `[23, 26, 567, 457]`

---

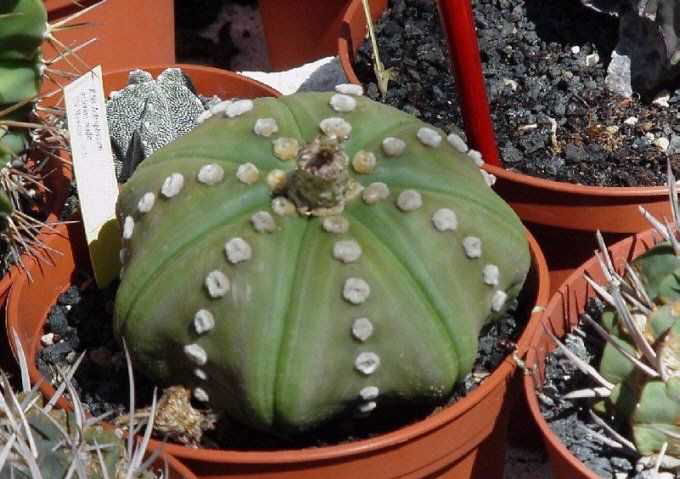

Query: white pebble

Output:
[196, 110, 213, 124]
[333, 240, 362, 263]
[355, 352, 380, 375]
[335, 83, 364, 96]
[502, 78, 518, 91]
[481, 170, 496, 186]
[359, 386, 379, 400]
[585, 53, 599, 67]
[198, 163, 225, 185]
[122, 216, 135, 240]
[416, 127, 442, 147]
[209, 100, 232, 115]
[272, 197, 296, 216]
[463, 236, 482, 258]
[352, 317, 374, 342]
[330, 93, 357, 113]
[205, 270, 230, 298]
[251, 211, 276, 233]
[236, 163, 259, 184]
[483, 264, 500, 286]
[319, 117, 352, 138]
[225, 99, 254, 118]
[654, 137, 670, 152]
[225, 237, 252, 264]
[352, 150, 377, 174]
[137, 192, 155, 213]
[447, 133, 468, 153]
[396, 190, 423, 212]
[468, 149, 484, 166]
[653, 91, 671, 108]
[193, 387, 210, 402]
[343, 277, 371, 304]
[491, 290, 508, 312]
[382, 137, 406, 157]
[161, 173, 184, 198]
[358, 401, 377, 413]
[570, 45, 580, 54]
[41, 333, 55, 347]
[322, 215, 349, 234]
[362, 182, 390, 204]
[254, 118, 279, 137]
[432, 208, 457, 232]
[194, 369, 208, 381]
[623, 116, 638, 126]
[273, 137, 300, 161]
[194, 309, 215, 335]
[184, 343, 207, 366]
[266, 169, 287, 191]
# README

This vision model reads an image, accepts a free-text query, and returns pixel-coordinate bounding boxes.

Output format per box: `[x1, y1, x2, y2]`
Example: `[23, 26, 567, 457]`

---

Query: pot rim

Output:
[337, 0, 670, 201]
[8, 226, 549, 464]
[522, 226, 664, 478]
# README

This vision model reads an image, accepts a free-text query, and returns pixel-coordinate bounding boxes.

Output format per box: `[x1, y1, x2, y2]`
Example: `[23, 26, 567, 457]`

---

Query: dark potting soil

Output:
[538, 298, 647, 478]
[36, 272, 532, 450]
[354, 0, 680, 187]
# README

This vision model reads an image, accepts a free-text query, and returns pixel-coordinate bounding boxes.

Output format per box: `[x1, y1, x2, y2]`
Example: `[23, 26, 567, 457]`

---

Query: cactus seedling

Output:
[552, 164, 680, 470]
[114, 89, 531, 435]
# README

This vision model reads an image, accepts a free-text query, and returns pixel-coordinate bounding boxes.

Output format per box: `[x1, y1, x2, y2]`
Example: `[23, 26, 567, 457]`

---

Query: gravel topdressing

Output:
[353, 0, 680, 187]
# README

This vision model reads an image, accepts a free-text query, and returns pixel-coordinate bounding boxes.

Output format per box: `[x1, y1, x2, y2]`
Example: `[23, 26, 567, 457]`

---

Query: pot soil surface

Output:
[36, 273, 531, 450]
[353, 0, 680, 187]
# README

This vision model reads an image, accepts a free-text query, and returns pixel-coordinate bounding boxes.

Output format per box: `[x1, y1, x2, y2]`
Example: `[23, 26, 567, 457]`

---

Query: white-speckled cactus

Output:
[113, 88, 531, 434]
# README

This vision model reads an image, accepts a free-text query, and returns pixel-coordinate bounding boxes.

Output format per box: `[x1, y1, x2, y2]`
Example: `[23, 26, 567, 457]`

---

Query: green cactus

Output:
[113, 89, 531, 434]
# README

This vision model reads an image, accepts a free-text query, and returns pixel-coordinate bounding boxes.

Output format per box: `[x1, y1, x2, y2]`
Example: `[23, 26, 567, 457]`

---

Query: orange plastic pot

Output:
[41, 0, 175, 77]
[522, 226, 663, 479]
[260, 0, 387, 71]
[7, 215, 550, 478]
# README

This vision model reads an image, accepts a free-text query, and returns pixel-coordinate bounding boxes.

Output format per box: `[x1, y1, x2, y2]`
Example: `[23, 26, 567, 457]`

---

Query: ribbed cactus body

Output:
[114, 91, 530, 433]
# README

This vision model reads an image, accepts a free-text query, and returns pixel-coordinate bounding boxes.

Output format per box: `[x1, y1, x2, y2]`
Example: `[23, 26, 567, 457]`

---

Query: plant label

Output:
[64, 66, 120, 288]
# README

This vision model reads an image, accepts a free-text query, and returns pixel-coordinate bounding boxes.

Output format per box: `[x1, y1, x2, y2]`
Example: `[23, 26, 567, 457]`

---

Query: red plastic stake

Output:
[437, 0, 502, 167]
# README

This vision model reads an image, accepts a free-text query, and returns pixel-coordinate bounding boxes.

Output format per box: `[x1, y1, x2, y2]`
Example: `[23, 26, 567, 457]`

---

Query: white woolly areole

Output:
[209, 100, 232, 115]
[193, 387, 210, 402]
[194, 309, 215, 335]
[161, 173, 184, 198]
[184, 343, 207, 366]
[463, 236, 482, 258]
[416, 127, 442, 147]
[330, 93, 357, 113]
[491, 290, 508, 312]
[319, 117, 352, 139]
[196, 110, 213, 124]
[397, 190, 423, 212]
[481, 170, 496, 187]
[122, 216, 135, 240]
[362, 182, 390, 204]
[322, 215, 349, 234]
[333, 240, 362, 263]
[382, 137, 406, 157]
[432, 208, 458, 232]
[251, 211, 276, 233]
[236, 162, 259, 185]
[343, 277, 371, 304]
[273, 137, 300, 161]
[267, 169, 287, 191]
[355, 352, 380, 375]
[137, 192, 155, 213]
[467, 149, 484, 166]
[352, 150, 377, 174]
[358, 401, 377, 413]
[359, 386, 379, 400]
[335, 83, 364, 96]
[205, 270, 230, 298]
[194, 368, 208, 381]
[483, 264, 500, 286]
[225, 99, 254, 118]
[447, 133, 468, 153]
[225, 237, 252, 264]
[352, 317, 374, 342]
[254, 117, 279, 137]
[198, 163, 225, 185]
[272, 197, 296, 216]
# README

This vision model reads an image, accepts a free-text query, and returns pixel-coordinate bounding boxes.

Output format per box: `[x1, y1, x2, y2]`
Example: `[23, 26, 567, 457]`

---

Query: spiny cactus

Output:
[553, 165, 680, 471]
[113, 88, 531, 434]
[0, 332, 165, 479]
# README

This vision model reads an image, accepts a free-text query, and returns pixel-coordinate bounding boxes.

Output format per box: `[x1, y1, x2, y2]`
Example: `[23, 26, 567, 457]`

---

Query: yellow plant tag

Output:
[64, 66, 120, 288]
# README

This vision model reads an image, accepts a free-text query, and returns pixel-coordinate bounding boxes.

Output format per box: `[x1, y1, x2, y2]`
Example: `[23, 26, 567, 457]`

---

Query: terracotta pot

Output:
[6, 215, 550, 478]
[522, 226, 663, 479]
[41, 0, 175, 78]
[337, 0, 672, 294]
[261, 0, 387, 71]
